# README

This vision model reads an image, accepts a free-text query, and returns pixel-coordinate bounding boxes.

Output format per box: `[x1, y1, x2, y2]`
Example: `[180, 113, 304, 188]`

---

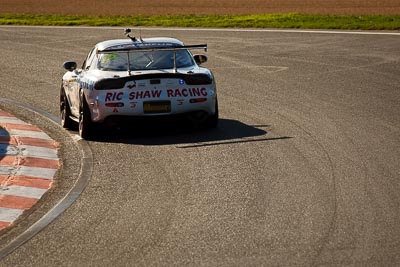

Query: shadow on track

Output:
[0, 126, 11, 164]
[89, 118, 291, 147]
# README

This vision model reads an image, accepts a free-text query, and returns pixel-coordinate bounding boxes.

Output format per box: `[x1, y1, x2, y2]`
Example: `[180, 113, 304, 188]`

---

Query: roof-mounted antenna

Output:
[124, 28, 137, 42]
[139, 29, 143, 42]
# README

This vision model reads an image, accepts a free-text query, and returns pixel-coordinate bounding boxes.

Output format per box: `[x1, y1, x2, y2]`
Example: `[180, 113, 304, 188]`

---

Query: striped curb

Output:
[0, 110, 59, 231]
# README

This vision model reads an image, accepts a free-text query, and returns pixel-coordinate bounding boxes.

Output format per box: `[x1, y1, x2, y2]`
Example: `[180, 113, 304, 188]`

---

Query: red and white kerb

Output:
[0, 110, 60, 231]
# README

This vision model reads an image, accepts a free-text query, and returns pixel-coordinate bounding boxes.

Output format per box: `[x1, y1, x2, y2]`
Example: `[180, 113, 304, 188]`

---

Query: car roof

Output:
[95, 37, 185, 51]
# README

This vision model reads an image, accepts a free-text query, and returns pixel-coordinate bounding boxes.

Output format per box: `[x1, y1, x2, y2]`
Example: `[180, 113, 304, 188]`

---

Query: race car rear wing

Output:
[97, 43, 208, 75]
[97, 44, 207, 54]
[97, 32, 207, 76]
[97, 28, 208, 53]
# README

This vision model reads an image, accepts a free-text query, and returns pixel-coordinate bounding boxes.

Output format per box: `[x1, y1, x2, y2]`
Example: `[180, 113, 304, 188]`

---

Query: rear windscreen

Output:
[98, 50, 195, 71]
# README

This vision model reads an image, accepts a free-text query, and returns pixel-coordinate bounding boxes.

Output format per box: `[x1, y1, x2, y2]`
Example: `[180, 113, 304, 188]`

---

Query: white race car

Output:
[61, 29, 218, 139]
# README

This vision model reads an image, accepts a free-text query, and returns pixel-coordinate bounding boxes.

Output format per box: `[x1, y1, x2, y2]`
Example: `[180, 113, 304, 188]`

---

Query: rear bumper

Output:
[90, 95, 217, 123]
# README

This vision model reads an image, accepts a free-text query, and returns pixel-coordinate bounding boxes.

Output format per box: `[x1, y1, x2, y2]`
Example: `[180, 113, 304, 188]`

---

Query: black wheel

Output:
[60, 85, 74, 129]
[205, 98, 219, 128]
[79, 92, 94, 140]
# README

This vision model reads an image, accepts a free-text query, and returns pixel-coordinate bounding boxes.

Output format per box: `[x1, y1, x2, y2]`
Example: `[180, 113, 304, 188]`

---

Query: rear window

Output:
[97, 50, 195, 71]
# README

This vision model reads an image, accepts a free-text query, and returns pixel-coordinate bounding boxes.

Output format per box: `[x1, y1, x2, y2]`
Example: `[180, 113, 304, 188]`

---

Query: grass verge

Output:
[0, 14, 399, 30]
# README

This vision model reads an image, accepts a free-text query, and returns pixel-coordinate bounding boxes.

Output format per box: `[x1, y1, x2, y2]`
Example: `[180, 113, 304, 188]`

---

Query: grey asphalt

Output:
[0, 26, 399, 266]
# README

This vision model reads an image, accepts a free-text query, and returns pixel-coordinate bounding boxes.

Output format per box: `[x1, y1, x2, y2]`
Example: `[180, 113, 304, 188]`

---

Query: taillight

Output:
[190, 98, 207, 103]
[105, 102, 124, 107]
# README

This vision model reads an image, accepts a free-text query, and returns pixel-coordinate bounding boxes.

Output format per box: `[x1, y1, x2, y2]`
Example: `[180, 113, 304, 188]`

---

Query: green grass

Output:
[0, 13, 399, 30]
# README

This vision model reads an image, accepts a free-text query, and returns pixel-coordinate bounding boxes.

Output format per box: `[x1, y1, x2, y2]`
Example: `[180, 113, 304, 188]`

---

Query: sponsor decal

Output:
[177, 99, 184, 105]
[166, 88, 207, 98]
[105, 92, 123, 101]
[129, 90, 162, 100]
[107, 43, 178, 51]
[126, 81, 136, 89]
[104, 88, 208, 101]
[80, 78, 95, 91]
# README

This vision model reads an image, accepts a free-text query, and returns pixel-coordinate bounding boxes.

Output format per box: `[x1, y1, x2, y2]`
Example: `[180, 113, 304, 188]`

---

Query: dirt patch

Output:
[1, 0, 400, 15]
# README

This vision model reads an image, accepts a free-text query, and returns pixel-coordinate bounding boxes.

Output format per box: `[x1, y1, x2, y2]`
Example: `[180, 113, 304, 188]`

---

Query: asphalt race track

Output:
[0, 26, 399, 266]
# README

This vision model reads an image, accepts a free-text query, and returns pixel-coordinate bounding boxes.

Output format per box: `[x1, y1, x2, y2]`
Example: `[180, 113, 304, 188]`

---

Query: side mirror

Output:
[63, 61, 77, 72]
[194, 55, 208, 65]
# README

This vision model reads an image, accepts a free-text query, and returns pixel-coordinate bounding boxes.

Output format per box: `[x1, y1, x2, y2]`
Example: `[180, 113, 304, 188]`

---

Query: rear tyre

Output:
[60, 85, 74, 129]
[205, 98, 219, 128]
[79, 94, 94, 140]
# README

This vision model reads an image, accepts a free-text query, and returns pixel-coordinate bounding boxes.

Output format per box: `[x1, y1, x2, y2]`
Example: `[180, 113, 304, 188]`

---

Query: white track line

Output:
[1, 25, 399, 36]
